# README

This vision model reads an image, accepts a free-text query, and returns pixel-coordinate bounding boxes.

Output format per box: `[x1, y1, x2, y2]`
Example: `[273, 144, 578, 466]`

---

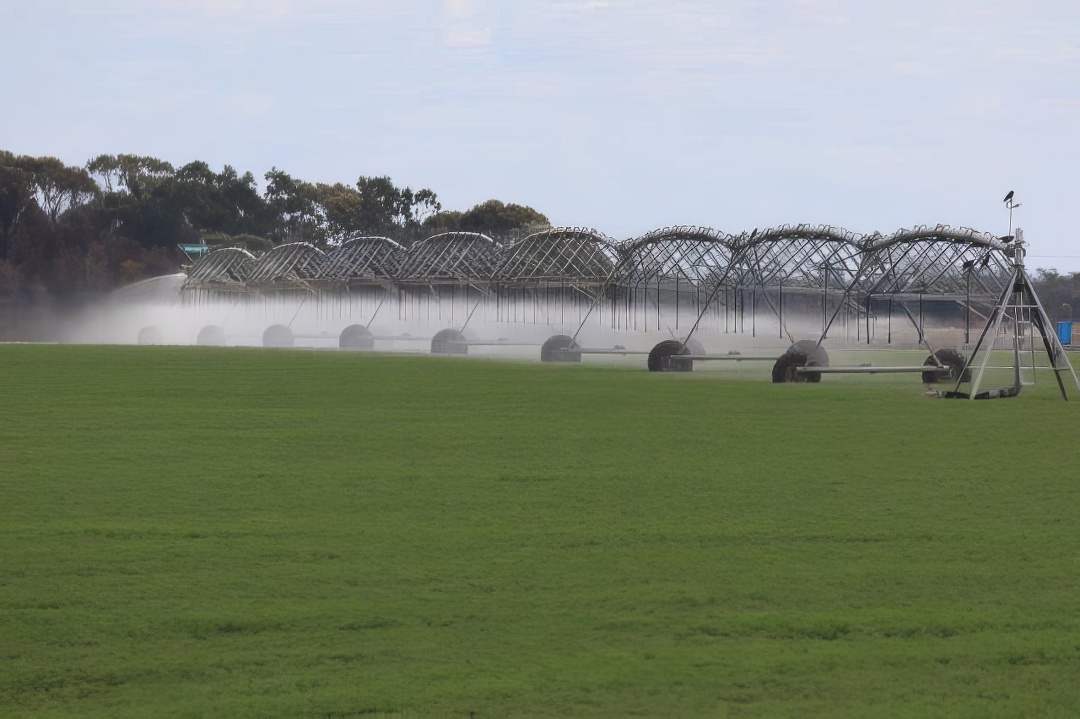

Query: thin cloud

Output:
[793, 0, 850, 26]
[955, 91, 1003, 115]
[442, 0, 498, 48]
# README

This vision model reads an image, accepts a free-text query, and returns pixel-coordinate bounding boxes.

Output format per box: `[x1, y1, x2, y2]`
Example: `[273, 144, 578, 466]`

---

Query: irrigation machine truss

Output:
[115, 222, 1076, 398]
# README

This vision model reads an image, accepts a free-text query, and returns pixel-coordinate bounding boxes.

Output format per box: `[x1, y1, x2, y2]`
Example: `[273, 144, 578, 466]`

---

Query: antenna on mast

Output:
[1003, 190, 1021, 237]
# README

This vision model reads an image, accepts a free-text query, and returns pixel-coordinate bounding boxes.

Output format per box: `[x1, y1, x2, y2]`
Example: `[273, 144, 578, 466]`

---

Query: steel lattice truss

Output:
[183, 247, 255, 289]
[395, 232, 504, 284]
[618, 226, 734, 288]
[244, 242, 330, 288]
[323, 236, 405, 283]
[861, 226, 1010, 299]
[493, 227, 619, 287]
[182, 224, 1012, 301]
[732, 225, 865, 292]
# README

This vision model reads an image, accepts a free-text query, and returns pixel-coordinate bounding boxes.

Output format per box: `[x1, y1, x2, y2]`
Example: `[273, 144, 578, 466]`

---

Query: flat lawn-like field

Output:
[3, 345, 1080, 718]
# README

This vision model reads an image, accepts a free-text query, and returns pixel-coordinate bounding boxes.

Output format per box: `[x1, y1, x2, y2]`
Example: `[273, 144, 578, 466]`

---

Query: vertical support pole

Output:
[919, 294, 924, 346]
[695, 282, 700, 334]
[1026, 283, 1037, 379]
[822, 263, 828, 334]
[866, 297, 871, 345]
[779, 284, 784, 339]
[656, 278, 660, 332]
[965, 271, 971, 345]
[725, 288, 729, 334]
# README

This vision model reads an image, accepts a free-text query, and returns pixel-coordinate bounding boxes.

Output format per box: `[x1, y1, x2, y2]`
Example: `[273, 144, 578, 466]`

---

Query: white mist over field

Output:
[57, 274, 968, 365]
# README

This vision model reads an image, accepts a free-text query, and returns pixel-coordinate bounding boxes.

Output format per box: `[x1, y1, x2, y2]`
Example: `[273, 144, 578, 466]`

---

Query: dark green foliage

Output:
[1032, 267, 1080, 321]
[2, 345, 1080, 717]
[0, 151, 550, 298]
[424, 199, 549, 240]
[173, 162, 265, 238]
[458, 199, 548, 236]
[263, 167, 324, 246]
[0, 152, 35, 259]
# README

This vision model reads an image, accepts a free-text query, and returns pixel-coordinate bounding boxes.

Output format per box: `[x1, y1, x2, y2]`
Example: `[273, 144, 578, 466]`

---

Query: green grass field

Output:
[3, 345, 1080, 718]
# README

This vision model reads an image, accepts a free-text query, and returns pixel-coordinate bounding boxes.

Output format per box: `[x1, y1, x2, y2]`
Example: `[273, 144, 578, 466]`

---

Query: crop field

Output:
[3, 344, 1080, 718]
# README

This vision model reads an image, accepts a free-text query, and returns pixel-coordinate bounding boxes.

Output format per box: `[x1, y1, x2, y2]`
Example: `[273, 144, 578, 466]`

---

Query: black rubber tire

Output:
[648, 340, 692, 372]
[772, 351, 811, 383]
[922, 348, 969, 383]
[431, 329, 468, 355]
[789, 340, 829, 368]
[772, 341, 826, 383]
[196, 325, 226, 346]
[263, 324, 294, 348]
[540, 334, 581, 362]
[339, 324, 375, 350]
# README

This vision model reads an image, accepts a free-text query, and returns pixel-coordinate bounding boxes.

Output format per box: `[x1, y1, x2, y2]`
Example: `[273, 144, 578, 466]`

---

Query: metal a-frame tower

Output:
[944, 227, 1080, 400]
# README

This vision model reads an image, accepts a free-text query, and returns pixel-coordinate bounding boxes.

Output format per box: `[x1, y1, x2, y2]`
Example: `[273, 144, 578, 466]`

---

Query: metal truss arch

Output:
[616, 226, 734, 288]
[733, 224, 866, 292]
[495, 226, 619, 286]
[184, 247, 257, 289]
[324, 235, 405, 283]
[246, 242, 330, 288]
[861, 225, 1012, 298]
[397, 231, 503, 284]
[173, 223, 1024, 352]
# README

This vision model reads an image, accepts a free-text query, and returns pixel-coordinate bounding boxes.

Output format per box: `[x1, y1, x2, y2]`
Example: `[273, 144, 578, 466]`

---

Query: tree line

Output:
[0, 150, 549, 301]
[3, 149, 1078, 319]
[1030, 268, 1080, 323]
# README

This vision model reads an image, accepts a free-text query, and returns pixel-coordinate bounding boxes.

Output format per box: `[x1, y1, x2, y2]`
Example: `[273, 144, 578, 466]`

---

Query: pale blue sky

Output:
[4, 0, 1079, 269]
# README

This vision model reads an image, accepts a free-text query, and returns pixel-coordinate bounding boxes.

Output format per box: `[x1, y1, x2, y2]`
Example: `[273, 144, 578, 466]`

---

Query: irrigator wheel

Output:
[339, 324, 374, 350]
[922, 348, 969, 384]
[772, 341, 827, 383]
[648, 340, 693, 372]
[790, 340, 829, 369]
[541, 334, 581, 362]
[196, 325, 226, 346]
[137, 326, 164, 345]
[431, 329, 468, 355]
[262, 324, 294, 348]
[773, 351, 808, 383]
